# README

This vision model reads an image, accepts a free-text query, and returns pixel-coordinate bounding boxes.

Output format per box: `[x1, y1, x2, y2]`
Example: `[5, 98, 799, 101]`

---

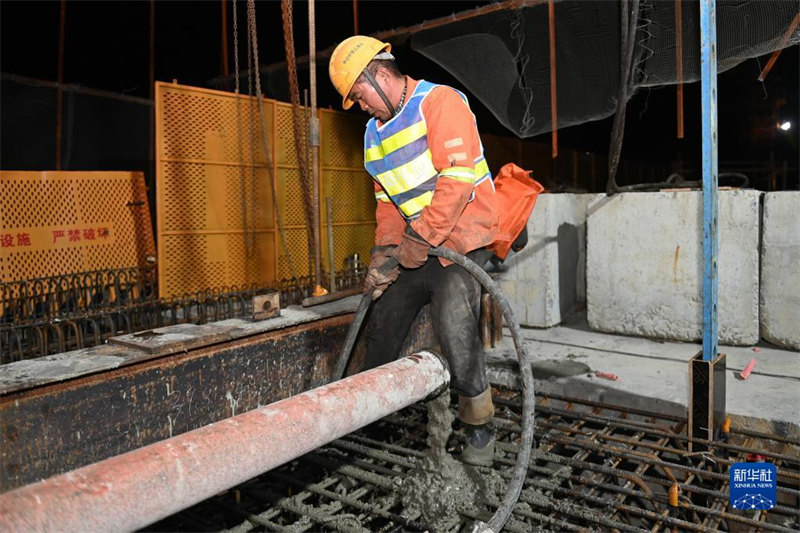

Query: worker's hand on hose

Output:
[391, 225, 430, 269]
[364, 245, 400, 299]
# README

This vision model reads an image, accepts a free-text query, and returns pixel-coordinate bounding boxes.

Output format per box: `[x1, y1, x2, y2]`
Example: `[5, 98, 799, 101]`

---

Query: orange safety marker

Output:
[669, 483, 680, 507]
[595, 371, 619, 381]
[738, 358, 757, 380]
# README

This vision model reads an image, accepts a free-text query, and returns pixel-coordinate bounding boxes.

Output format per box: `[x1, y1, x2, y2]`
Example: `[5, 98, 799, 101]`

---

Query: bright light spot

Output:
[779, 121, 792, 131]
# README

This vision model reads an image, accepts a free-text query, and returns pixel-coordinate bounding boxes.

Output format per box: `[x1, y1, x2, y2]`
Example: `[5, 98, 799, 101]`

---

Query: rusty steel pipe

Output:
[0, 351, 449, 533]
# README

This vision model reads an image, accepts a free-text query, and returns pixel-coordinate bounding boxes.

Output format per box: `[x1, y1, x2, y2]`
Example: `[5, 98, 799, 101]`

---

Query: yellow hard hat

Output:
[329, 35, 392, 110]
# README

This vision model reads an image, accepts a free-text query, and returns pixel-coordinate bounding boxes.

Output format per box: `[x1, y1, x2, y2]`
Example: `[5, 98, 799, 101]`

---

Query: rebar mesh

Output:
[1, 262, 366, 364]
[144, 390, 800, 532]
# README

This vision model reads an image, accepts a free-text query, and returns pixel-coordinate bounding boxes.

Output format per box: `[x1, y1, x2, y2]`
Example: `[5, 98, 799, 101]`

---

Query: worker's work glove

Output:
[391, 225, 430, 269]
[364, 245, 400, 299]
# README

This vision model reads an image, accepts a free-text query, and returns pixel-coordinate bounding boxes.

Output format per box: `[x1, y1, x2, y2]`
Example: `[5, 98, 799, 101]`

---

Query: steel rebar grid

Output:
[1, 264, 366, 364]
[142, 390, 798, 532]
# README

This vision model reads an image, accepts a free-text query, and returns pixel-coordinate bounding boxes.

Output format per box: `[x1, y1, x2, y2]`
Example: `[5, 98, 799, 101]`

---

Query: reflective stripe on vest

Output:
[364, 80, 492, 220]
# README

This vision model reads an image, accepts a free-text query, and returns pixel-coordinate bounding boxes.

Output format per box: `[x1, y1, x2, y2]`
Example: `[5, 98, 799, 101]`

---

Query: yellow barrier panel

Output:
[0, 171, 155, 283]
[320, 109, 377, 277]
[155, 82, 376, 297]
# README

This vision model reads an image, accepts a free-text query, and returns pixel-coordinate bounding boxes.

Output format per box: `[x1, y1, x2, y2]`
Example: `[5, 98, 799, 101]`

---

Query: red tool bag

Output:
[488, 163, 544, 260]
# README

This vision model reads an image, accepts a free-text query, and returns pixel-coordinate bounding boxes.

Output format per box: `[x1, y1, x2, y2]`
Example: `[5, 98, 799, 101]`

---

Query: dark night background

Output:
[1, 0, 798, 188]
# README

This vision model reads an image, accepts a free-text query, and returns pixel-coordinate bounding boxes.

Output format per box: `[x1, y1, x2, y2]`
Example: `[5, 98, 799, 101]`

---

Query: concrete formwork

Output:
[586, 190, 760, 345]
[761, 191, 800, 350]
[495, 193, 601, 328]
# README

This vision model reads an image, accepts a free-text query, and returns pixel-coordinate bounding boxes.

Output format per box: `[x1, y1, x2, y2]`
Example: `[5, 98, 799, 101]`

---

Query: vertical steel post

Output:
[700, 0, 718, 362]
[690, 0, 725, 451]
[309, 0, 323, 294]
[327, 196, 336, 292]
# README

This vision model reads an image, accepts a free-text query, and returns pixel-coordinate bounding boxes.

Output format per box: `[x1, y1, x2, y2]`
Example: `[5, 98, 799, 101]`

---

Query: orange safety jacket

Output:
[365, 78, 498, 261]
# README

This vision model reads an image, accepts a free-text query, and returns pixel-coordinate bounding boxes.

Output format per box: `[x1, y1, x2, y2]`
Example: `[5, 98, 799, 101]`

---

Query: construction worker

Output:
[329, 36, 499, 465]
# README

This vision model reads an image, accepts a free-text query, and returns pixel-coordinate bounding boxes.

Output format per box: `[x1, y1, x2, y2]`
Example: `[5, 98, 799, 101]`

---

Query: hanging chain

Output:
[232, 0, 249, 250]
[246, 0, 299, 282]
[245, 0, 257, 250]
[281, 0, 315, 269]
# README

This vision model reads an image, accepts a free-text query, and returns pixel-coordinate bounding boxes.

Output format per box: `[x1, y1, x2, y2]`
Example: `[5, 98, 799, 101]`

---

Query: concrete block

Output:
[761, 191, 800, 350]
[494, 193, 602, 327]
[586, 190, 760, 345]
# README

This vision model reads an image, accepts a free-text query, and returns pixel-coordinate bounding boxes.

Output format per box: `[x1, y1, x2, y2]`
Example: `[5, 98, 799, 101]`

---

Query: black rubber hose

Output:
[428, 247, 534, 532]
[333, 256, 399, 380]
[333, 248, 534, 532]
[332, 290, 375, 379]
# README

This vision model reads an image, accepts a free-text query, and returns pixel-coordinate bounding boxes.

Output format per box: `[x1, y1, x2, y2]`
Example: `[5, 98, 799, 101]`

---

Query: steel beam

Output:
[0, 351, 449, 533]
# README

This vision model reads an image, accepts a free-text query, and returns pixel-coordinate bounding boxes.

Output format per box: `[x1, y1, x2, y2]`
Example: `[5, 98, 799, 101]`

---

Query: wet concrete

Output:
[394, 391, 494, 531]
[532, 359, 592, 379]
[486, 355, 593, 390]
[393, 388, 611, 531]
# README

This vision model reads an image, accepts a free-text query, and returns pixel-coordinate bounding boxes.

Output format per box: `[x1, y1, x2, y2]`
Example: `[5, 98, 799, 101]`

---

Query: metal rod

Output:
[758, 12, 800, 82]
[327, 196, 335, 291]
[548, 0, 558, 159]
[675, 0, 684, 138]
[493, 417, 800, 505]
[353, 0, 359, 34]
[700, 0, 718, 361]
[1, 73, 153, 106]
[56, 0, 66, 170]
[0, 351, 449, 532]
[534, 418, 800, 475]
[211, 0, 545, 84]
[308, 0, 322, 293]
[301, 287, 360, 307]
[505, 398, 800, 462]
[149, 0, 156, 190]
[221, 0, 229, 76]
[304, 88, 313, 278]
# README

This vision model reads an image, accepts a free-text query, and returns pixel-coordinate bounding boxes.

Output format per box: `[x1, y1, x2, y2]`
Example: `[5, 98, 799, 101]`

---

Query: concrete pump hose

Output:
[334, 247, 535, 532]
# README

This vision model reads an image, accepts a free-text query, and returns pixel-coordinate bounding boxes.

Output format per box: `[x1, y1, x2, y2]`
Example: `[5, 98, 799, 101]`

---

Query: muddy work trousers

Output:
[363, 249, 491, 399]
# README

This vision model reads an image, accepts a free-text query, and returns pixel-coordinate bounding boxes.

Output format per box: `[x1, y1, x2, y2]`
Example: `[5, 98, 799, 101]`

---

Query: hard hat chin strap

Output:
[362, 68, 396, 118]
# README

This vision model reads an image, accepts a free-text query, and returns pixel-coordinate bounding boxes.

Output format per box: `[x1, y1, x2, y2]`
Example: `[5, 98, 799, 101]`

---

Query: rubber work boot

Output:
[457, 389, 494, 426]
[461, 423, 495, 467]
